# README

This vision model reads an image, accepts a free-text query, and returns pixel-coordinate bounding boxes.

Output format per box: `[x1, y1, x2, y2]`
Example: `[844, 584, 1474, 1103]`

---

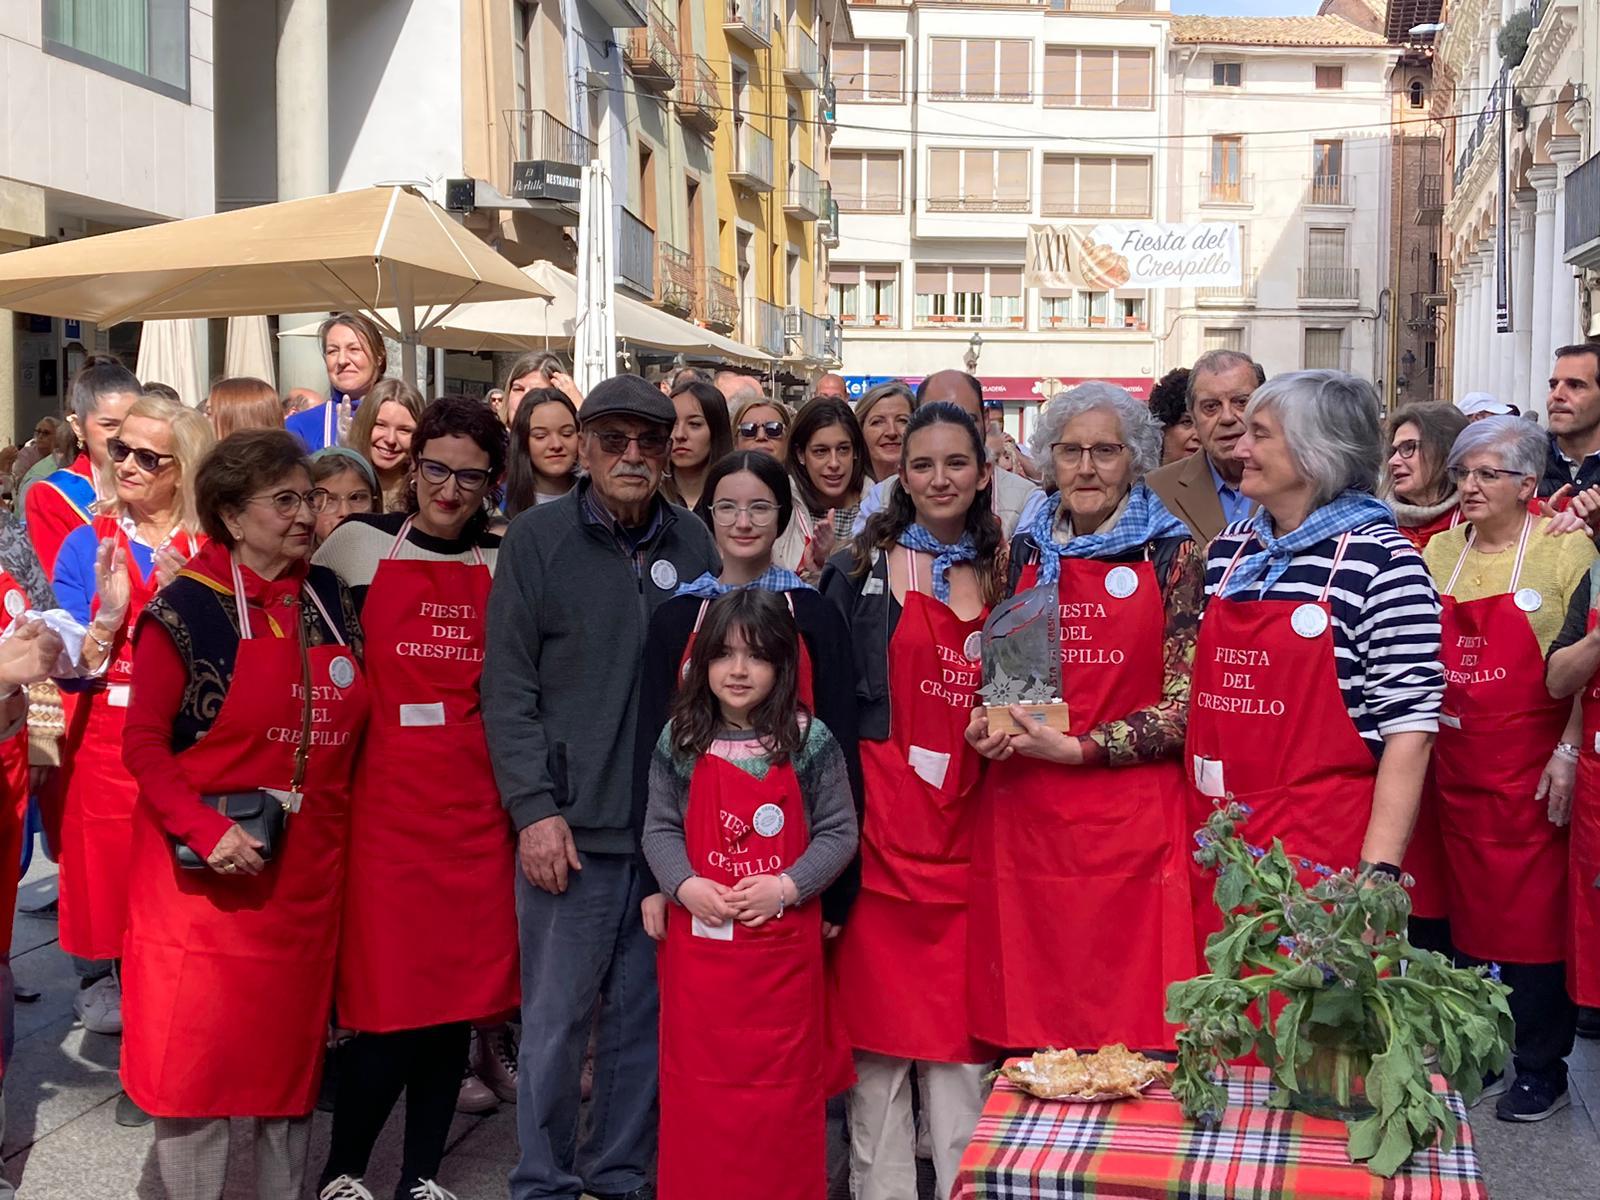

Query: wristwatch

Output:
[1554, 742, 1581, 762]
[1358, 860, 1402, 880]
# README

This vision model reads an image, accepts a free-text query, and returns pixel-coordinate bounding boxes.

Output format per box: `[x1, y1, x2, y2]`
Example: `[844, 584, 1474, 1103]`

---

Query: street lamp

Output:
[964, 331, 984, 373]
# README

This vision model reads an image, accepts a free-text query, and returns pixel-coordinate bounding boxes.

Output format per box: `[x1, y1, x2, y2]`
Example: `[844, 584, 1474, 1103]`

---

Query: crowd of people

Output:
[0, 314, 1597, 1200]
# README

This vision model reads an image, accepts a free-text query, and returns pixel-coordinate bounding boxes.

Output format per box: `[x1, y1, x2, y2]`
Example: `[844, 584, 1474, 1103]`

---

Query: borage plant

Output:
[1165, 803, 1514, 1178]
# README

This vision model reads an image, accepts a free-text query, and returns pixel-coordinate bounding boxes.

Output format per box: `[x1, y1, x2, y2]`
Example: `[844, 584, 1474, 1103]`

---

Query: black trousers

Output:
[321, 1022, 471, 1195]
[1456, 954, 1577, 1081]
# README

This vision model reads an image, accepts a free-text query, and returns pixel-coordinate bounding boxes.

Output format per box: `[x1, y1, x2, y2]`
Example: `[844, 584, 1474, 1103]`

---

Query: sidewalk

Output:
[2, 849, 1597, 1198]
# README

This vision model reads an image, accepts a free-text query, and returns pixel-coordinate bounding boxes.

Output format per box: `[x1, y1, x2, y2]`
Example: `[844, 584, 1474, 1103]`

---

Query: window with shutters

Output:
[929, 38, 1031, 101]
[1315, 65, 1344, 90]
[834, 41, 904, 102]
[913, 265, 1023, 327]
[832, 151, 902, 212]
[1302, 227, 1354, 298]
[1038, 287, 1148, 330]
[927, 148, 1030, 213]
[1041, 155, 1151, 218]
[1042, 46, 1152, 110]
[1203, 327, 1245, 353]
[1304, 327, 1346, 370]
[1212, 61, 1242, 88]
[829, 264, 899, 327]
[1207, 136, 1245, 203]
[1310, 140, 1348, 205]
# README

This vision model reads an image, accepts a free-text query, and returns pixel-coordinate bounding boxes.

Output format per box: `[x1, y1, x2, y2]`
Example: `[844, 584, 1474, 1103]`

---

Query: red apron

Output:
[1434, 517, 1570, 963]
[832, 551, 988, 1063]
[58, 519, 198, 959]
[1571, 602, 1600, 1003]
[121, 568, 369, 1117]
[337, 520, 517, 1031]
[969, 557, 1194, 1051]
[1186, 534, 1377, 945]
[679, 592, 815, 704]
[658, 753, 825, 1200]
[0, 570, 33, 957]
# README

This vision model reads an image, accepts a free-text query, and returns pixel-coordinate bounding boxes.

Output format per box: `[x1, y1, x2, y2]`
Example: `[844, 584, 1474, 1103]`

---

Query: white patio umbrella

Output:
[224, 315, 277, 388]
[573, 161, 617, 396]
[135, 319, 203, 408]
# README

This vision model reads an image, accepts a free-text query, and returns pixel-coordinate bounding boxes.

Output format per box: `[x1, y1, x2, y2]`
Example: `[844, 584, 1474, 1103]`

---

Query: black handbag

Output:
[173, 610, 316, 871]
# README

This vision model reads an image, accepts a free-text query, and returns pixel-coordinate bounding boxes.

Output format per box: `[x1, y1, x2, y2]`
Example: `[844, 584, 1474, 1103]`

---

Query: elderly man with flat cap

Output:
[485, 374, 718, 1200]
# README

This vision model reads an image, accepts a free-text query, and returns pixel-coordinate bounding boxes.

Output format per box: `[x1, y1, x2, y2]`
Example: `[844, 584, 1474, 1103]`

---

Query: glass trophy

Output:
[979, 583, 1071, 734]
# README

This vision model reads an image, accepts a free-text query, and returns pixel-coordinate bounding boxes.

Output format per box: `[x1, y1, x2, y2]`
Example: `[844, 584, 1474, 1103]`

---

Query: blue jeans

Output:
[511, 851, 658, 1200]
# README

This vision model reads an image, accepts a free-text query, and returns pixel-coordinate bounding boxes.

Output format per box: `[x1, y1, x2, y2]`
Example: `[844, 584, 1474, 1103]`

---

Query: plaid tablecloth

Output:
[953, 1065, 1488, 1200]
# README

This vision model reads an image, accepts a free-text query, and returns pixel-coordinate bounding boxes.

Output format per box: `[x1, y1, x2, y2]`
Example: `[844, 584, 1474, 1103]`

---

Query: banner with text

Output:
[1025, 222, 1241, 291]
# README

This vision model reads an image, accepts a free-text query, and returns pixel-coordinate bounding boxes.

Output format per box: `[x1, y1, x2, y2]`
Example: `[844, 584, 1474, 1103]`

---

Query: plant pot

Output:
[1286, 1029, 1376, 1121]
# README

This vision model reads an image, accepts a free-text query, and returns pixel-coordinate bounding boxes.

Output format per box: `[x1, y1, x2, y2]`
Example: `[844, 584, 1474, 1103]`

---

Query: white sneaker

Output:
[73, 973, 122, 1036]
[319, 1176, 375, 1200]
[406, 1182, 458, 1200]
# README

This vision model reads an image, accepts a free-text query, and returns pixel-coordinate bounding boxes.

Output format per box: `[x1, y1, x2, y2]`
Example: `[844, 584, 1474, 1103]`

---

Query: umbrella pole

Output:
[395, 270, 420, 390]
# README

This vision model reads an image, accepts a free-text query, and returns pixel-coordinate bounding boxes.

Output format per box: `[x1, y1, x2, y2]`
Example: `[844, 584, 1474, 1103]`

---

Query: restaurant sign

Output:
[511, 161, 582, 204]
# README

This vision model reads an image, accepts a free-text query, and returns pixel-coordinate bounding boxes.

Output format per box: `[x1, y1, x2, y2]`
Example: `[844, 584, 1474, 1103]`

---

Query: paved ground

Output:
[2, 848, 1597, 1198]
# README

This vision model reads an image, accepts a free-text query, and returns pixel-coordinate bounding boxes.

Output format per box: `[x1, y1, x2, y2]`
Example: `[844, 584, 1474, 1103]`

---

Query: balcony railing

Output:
[624, 3, 679, 92]
[656, 241, 696, 315]
[696, 266, 740, 333]
[730, 123, 775, 192]
[509, 109, 597, 166]
[819, 188, 840, 248]
[1197, 274, 1258, 305]
[784, 26, 822, 88]
[677, 54, 718, 136]
[926, 194, 1031, 213]
[749, 297, 786, 358]
[1454, 75, 1502, 188]
[1040, 197, 1151, 219]
[1418, 174, 1443, 210]
[723, 0, 771, 51]
[1299, 267, 1360, 301]
[785, 162, 821, 220]
[617, 209, 655, 298]
[1308, 174, 1353, 206]
[1565, 149, 1600, 260]
[1047, 0, 1157, 11]
[1407, 290, 1446, 329]
[786, 309, 835, 362]
[1200, 173, 1252, 205]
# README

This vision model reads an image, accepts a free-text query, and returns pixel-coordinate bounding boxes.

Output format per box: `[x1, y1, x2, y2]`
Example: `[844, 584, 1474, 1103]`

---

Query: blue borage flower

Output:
[1194, 832, 1212, 847]
[1246, 844, 1266, 859]
[1489, 962, 1502, 983]
[1277, 936, 1297, 952]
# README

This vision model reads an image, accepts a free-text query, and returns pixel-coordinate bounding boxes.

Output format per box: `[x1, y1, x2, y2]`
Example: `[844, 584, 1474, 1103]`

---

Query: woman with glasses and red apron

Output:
[822, 403, 1000, 1200]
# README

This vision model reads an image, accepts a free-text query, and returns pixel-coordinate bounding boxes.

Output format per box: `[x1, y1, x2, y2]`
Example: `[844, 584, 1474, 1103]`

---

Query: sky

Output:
[1170, 0, 1323, 13]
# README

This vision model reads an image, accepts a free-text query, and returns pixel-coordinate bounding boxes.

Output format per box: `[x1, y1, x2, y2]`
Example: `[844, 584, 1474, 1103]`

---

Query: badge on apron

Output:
[1104, 565, 1139, 599]
[752, 803, 785, 838]
[3, 592, 23, 618]
[651, 560, 679, 590]
[962, 631, 981, 662]
[329, 655, 356, 689]
[1290, 603, 1330, 639]
[1514, 587, 1543, 613]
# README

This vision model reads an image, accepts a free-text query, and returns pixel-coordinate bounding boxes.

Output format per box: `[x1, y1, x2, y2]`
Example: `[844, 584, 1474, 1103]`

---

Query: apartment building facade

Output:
[829, 0, 1171, 440]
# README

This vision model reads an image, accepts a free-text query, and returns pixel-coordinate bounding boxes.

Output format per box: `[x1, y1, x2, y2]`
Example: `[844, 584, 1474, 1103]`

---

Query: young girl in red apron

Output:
[968, 548, 1195, 1052]
[647, 589, 857, 1200]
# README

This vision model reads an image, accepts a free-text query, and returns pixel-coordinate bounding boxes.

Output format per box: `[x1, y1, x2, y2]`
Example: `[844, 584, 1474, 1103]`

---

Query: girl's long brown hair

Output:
[670, 590, 805, 763]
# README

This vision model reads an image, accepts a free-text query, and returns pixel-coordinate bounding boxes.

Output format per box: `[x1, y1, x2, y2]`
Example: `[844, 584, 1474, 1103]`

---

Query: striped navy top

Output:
[1203, 519, 1443, 756]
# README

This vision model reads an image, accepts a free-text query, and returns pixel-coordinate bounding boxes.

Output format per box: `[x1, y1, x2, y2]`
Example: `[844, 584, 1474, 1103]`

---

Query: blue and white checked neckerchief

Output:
[1219, 490, 1395, 599]
[896, 525, 977, 604]
[674, 566, 812, 598]
[1025, 482, 1190, 586]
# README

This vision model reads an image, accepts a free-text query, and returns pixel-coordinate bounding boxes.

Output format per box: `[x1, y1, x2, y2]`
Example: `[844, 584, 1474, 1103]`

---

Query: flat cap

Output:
[579, 374, 676, 427]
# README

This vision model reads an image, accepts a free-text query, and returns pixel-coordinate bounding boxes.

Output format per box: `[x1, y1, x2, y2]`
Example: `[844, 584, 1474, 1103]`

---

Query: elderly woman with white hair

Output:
[1427, 414, 1593, 1123]
[1186, 370, 1443, 937]
[965, 381, 1203, 1051]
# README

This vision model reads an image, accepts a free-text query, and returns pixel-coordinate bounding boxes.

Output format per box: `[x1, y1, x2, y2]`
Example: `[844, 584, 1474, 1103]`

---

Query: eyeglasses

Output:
[1447, 466, 1525, 487]
[738, 421, 787, 440]
[310, 487, 374, 512]
[417, 458, 492, 492]
[107, 437, 175, 473]
[247, 489, 325, 518]
[709, 500, 780, 527]
[1051, 442, 1128, 467]
[588, 429, 671, 456]
[1389, 439, 1421, 461]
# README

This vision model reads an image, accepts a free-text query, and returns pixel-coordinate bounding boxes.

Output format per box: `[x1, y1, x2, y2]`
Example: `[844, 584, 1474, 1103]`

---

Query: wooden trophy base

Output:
[986, 703, 1071, 735]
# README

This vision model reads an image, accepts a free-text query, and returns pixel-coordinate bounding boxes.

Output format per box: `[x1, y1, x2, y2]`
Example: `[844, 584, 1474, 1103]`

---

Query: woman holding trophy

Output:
[964, 382, 1204, 1053]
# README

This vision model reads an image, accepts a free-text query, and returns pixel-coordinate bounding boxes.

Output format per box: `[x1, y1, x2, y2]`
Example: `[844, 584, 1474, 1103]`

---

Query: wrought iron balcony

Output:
[677, 54, 718, 137]
[623, 4, 679, 93]
[656, 241, 696, 315]
[616, 209, 655, 298]
[1299, 267, 1360, 302]
[1200, 173, 1252, 206]
[723, 0, 771, 51]
[784, 26, 822, 89]
[730, 123, 775, 192]
[1307, 173, 1353, 206]
[696, 266, 740, 333]
[785, 162, 821, 220]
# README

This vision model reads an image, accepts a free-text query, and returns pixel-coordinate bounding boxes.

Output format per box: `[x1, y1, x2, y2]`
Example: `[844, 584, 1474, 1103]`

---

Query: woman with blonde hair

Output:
[348, 378, 425, 513]
[52, 392, 213, 1055]
[207, 377, 284, 439]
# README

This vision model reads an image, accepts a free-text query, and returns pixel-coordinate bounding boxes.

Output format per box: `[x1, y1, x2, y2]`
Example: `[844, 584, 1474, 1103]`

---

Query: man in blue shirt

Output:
[1145, 349, 1265, 543]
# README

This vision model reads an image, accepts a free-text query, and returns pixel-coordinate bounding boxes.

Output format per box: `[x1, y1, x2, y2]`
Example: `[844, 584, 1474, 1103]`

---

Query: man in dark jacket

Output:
[485, 374, 717, 1200]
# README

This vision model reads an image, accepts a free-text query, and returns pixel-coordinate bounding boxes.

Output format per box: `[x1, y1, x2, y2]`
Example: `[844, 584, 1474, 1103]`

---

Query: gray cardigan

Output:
[483, 482, 718, 853]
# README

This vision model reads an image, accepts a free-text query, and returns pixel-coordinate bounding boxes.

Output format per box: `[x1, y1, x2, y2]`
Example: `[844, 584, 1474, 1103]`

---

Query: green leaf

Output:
[1346, 1114, 1382, 1161]
[1307, 986, 1364, 1028]
[1369, 1115, 1416, 1177]
[1214, 866, 1247, 913]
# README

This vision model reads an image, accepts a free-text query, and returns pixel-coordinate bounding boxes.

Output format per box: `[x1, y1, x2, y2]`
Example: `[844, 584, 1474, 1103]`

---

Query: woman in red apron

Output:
[966, 387, 1201, 1053]
[311, 398, 518, 1200]
[821, 402, 1003, 1200]
[52, 394, 210, 1048]
[120, 429, 370, 1200]
[1423, 415, 1596, 1123]
[645, 588, 858, 1200]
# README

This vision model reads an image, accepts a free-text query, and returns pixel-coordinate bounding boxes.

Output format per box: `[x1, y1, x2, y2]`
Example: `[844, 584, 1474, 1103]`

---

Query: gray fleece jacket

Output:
[483, 481, 718, 853]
